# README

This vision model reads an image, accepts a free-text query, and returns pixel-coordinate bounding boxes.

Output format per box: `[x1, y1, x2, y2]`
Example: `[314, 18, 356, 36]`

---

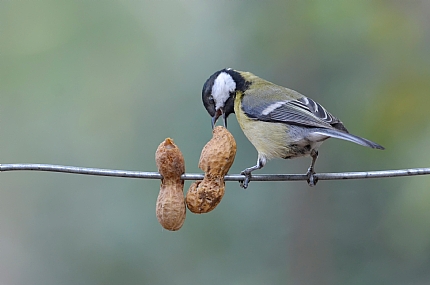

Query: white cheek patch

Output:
[212, 72, 236, 110]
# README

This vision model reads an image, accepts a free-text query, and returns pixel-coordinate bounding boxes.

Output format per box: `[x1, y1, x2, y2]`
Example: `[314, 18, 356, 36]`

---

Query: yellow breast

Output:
[234, 96, 291, 160]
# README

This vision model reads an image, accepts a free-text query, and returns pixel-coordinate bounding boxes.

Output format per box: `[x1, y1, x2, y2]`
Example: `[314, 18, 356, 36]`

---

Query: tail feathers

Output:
[313, 128, 385, 150]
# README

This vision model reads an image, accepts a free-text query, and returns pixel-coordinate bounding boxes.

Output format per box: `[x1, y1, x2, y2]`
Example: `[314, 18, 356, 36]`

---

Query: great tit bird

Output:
[202, 68, 384, 188]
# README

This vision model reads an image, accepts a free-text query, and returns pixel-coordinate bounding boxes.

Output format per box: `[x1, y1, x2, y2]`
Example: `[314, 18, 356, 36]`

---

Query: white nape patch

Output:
[212, 72, 236, 110]
[261, 101, 289, 115]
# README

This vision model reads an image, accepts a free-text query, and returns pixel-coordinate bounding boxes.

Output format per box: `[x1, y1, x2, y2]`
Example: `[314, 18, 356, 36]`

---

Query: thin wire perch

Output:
[1, 164, 430, 183]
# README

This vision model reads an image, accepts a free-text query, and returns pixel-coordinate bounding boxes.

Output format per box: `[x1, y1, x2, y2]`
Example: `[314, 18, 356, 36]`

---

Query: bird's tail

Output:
[313, 128, 384, 150]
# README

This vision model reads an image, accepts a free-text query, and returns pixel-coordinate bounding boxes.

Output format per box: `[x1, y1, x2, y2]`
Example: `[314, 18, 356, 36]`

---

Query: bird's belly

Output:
[239, 119, 328, 160]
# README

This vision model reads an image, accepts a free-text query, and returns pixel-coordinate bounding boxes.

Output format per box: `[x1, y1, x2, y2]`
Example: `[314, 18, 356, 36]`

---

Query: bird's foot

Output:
[306, 167, 318, 187]
[240, 169, 252, 189]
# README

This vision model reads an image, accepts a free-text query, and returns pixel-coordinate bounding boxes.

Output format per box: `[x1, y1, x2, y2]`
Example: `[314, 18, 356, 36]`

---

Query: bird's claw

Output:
[240, 170, 252, 189]
[306, 167, 318, 187]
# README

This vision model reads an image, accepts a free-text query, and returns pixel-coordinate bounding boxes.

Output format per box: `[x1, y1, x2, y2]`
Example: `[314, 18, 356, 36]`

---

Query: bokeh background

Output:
[1, 1, 430, 284]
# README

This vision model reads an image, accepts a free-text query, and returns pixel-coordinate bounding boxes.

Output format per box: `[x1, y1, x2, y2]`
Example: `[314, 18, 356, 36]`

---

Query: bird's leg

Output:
[306, 150, 319, 187]
[240, 156, 266, 189]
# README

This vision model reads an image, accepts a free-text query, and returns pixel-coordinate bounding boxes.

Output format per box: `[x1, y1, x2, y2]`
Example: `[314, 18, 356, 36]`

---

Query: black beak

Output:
[211, 108, 227, 129]
[222, 112, 227, 128]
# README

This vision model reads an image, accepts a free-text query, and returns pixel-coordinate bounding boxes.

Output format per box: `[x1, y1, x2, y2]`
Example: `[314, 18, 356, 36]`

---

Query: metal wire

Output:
[1, 163, 430, 182]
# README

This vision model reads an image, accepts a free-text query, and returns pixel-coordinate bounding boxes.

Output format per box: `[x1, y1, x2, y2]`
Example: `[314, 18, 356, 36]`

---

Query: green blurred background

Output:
[1, 1, 430, 284]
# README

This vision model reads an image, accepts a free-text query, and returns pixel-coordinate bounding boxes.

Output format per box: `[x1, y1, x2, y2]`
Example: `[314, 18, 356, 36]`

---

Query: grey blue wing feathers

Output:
[242, 92, 347, 131]
[241, 87, 384, 150]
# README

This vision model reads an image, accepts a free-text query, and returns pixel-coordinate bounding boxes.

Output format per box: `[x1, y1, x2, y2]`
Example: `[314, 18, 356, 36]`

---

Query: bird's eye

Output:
[208, 95, 214, 102]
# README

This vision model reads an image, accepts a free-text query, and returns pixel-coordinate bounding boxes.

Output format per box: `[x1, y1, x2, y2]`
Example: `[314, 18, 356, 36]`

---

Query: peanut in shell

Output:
[186, 126, 236, 214]
[155, 138, 186, 231]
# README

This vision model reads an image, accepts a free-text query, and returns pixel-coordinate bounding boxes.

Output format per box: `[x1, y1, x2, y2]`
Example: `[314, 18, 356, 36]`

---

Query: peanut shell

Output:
[186, 178, 225, 214]
[156, 183, 186, 230]
[155, 138, 186, 231]
[156, 138, 185, 181]
[198, 126, 236, 176]
[186, 126, 236, 214]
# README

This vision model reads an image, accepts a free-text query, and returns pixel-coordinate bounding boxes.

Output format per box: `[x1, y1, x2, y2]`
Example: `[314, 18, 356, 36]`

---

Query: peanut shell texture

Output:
[198, 126, 237, 176]
[186, 126, 236, 214]
[155, 138, 186, 231]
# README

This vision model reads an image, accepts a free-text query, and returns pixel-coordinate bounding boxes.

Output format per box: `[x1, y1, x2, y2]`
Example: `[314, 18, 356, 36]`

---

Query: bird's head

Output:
[202, 68, 247, 128]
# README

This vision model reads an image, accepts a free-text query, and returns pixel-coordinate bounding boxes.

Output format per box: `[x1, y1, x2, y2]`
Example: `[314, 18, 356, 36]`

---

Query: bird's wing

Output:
[242, 87, 344, 129]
